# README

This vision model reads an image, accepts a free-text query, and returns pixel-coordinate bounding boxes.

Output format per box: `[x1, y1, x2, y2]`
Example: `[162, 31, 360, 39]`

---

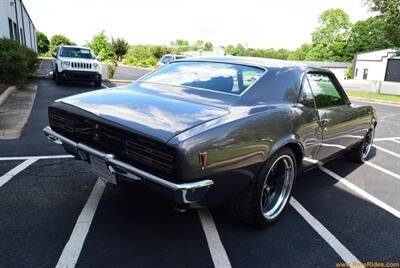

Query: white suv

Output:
[52, 45, 102, 87]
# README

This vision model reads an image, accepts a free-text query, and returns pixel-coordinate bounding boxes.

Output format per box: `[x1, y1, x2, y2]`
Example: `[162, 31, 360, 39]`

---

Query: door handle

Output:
[318, 119, 330, 126]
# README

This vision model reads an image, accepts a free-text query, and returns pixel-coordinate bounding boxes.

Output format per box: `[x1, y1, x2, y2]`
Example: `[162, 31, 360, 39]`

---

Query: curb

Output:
[349, 96, 400, 106]
[0, 86, 17, 108]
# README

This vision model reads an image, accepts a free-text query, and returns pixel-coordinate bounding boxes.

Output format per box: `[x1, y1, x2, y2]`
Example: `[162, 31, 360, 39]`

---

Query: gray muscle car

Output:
[44, 57, 377, 227]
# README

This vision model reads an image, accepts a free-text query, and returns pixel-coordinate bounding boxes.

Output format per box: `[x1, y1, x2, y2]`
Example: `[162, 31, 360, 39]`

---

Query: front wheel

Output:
[231, 147, 296, 227]
[94, 81, 102, 87]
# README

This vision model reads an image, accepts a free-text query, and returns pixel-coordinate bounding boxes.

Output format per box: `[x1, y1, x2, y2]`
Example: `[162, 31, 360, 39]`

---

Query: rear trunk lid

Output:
[58, 85, 230, 143]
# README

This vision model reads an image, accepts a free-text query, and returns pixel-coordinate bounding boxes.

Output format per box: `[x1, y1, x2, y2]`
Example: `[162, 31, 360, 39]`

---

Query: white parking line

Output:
[0, 155, 73, 161]
[0, 158, 38, 188]
[374, 137, 400, 141]
[319, 166, 400, 219]
[373, 144, 400, 158]
[364, 161, 400, 180]
[391, 139, 400, 144]
[198, 208, 232, 268]
[101, 83, 109, 88]
[290, 198, 362, 268]
[56, 178, 105, 268]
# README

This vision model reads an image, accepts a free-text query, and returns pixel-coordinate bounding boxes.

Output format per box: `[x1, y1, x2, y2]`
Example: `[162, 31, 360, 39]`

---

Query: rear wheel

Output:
[94, 80, 102, 87]
[346, 127, 375, 163]
[231, 147, 296, 227]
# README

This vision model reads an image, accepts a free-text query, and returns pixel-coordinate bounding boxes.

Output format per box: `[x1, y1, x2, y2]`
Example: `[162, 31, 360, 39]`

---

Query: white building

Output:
[302, 61, 351, 81]
[183, 46, 226, 57]
[353, 48, 400, 82]
[0, 0, 37, 51]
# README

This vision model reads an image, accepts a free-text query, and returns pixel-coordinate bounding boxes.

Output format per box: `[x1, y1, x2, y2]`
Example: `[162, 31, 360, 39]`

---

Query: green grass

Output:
[346, 91, 400, 103]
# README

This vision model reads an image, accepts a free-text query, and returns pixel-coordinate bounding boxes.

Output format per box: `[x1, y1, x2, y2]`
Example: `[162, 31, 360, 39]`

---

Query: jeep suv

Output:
[52, 45, 102, 87]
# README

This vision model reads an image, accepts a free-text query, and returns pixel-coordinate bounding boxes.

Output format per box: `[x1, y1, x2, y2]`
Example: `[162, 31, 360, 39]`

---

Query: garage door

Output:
[385, 59, 400, 82]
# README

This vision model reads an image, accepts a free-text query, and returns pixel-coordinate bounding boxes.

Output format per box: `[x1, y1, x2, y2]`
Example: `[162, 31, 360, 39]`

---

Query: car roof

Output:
[177, 56, 323, 70]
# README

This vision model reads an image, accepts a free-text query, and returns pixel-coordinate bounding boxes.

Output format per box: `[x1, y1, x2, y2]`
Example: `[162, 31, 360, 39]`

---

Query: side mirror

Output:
[96, 56, 101, 60]
[52, 52, 57, 58]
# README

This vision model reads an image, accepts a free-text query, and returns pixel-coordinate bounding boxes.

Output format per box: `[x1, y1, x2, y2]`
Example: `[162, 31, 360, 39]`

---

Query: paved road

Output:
[0, 80, 399, 267]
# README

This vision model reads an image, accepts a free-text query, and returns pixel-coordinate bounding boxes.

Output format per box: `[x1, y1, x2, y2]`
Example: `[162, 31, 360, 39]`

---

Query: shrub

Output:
[345, 64, 353, 79]
[0, 38, 38, 84]
[122, 45, 158, 68]
[107, 64, 117, 79]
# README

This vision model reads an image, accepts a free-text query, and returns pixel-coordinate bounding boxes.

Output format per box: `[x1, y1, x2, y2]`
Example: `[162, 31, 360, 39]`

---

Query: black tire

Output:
[346, 127, 375, 163]
[52, 70, 56, 80]
[55, 70, 63, 85]
[231, 147, 297, 228]
[94, 81, 102, 87]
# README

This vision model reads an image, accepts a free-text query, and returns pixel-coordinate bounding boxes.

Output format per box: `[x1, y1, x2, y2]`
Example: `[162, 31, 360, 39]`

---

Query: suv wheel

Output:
[55, 70, 63, 85]
[94, 81, 102, 87]
[231, 147, 296, 227]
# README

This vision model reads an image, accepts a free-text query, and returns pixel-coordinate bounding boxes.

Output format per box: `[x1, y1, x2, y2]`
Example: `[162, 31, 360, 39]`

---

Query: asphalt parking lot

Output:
[0, 79, 399, 268]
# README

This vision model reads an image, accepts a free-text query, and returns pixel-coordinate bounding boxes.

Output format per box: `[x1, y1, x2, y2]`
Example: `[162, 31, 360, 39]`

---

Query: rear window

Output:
[161, 56, 172, 64]
[141, 61, 264, 95]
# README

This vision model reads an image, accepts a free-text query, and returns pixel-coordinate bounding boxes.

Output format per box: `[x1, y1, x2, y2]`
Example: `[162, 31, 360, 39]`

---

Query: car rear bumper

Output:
[43, 126, 213, 204]
[59, 70, 101, 81]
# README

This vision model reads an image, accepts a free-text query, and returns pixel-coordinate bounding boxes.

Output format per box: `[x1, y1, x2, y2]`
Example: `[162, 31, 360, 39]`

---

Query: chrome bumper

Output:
[43, 126, 213, 204]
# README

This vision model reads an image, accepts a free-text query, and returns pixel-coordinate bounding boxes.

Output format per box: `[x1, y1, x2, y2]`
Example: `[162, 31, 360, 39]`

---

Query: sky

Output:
[24, 0, 373, 50]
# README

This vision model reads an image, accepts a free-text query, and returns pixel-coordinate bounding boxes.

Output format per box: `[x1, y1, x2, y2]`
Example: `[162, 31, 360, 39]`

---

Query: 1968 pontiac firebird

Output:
[44, 57, 377, 227]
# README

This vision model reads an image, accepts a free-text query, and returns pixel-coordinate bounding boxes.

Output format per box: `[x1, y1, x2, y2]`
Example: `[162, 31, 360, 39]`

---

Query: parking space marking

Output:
[198, 209, 232, 268]
[0, 155, 73, 161]
[372, 144, 400, 158]
[0, 158, 38, 188]
[290, 198, 362, 268]
[101, 83, 109, 88]
[391, 139, 400, 144]
[374, 137, 400, 141]
[56, 178, 105, 268]
[319, 166, 400, 219]
[364, 161, 400, 180]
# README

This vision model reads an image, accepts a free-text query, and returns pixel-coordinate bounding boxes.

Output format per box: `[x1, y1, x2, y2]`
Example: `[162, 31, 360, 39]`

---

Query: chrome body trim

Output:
[43, 126, 213, 204]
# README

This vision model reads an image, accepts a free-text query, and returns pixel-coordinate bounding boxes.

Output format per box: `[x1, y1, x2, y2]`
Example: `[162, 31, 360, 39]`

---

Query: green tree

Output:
[122, 44, 157, 67]
[364, 0, 400, 50]
[192, 40, 205, 50]
[204, 42, 213, 51]
[111, 37, 128, 62]
[88, 31, 113, 60]
[347, 16, 393, 54]
[288, 44, 311, 60]
[307, 8, 352, 61]
[151, 45, 173, 59]
[170, 39, 190, 52]
[36, 31, 49, 55]
[50, 34, 75, 53]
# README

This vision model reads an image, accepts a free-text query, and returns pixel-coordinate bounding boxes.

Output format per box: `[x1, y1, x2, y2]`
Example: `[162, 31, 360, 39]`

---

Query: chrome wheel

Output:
[362, 128, 374, 159]
[261, 155, 295, 220]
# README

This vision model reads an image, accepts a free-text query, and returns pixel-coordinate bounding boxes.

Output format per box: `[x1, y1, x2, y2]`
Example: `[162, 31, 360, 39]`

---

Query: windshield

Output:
[141, 61, 265, 95]
[60, 47, 94, 59]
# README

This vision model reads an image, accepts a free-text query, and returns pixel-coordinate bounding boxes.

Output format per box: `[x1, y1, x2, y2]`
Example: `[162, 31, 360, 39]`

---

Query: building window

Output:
[8, 18, 14, 40]
[355, 68, 358, 78]
[13, 23, 19, 42]
[363, 69, 368, 80]
[20, 29, 24, 45]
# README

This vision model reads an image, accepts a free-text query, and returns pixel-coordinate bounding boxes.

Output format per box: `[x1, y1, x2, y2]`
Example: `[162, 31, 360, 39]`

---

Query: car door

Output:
[307, 72, 359, 161]
[296, 75, 322, 169]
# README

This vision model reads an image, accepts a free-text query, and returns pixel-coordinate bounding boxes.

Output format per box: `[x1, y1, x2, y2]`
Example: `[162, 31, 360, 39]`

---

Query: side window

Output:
[299, 77, 315, 108]
[307, 73, 345, 108]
